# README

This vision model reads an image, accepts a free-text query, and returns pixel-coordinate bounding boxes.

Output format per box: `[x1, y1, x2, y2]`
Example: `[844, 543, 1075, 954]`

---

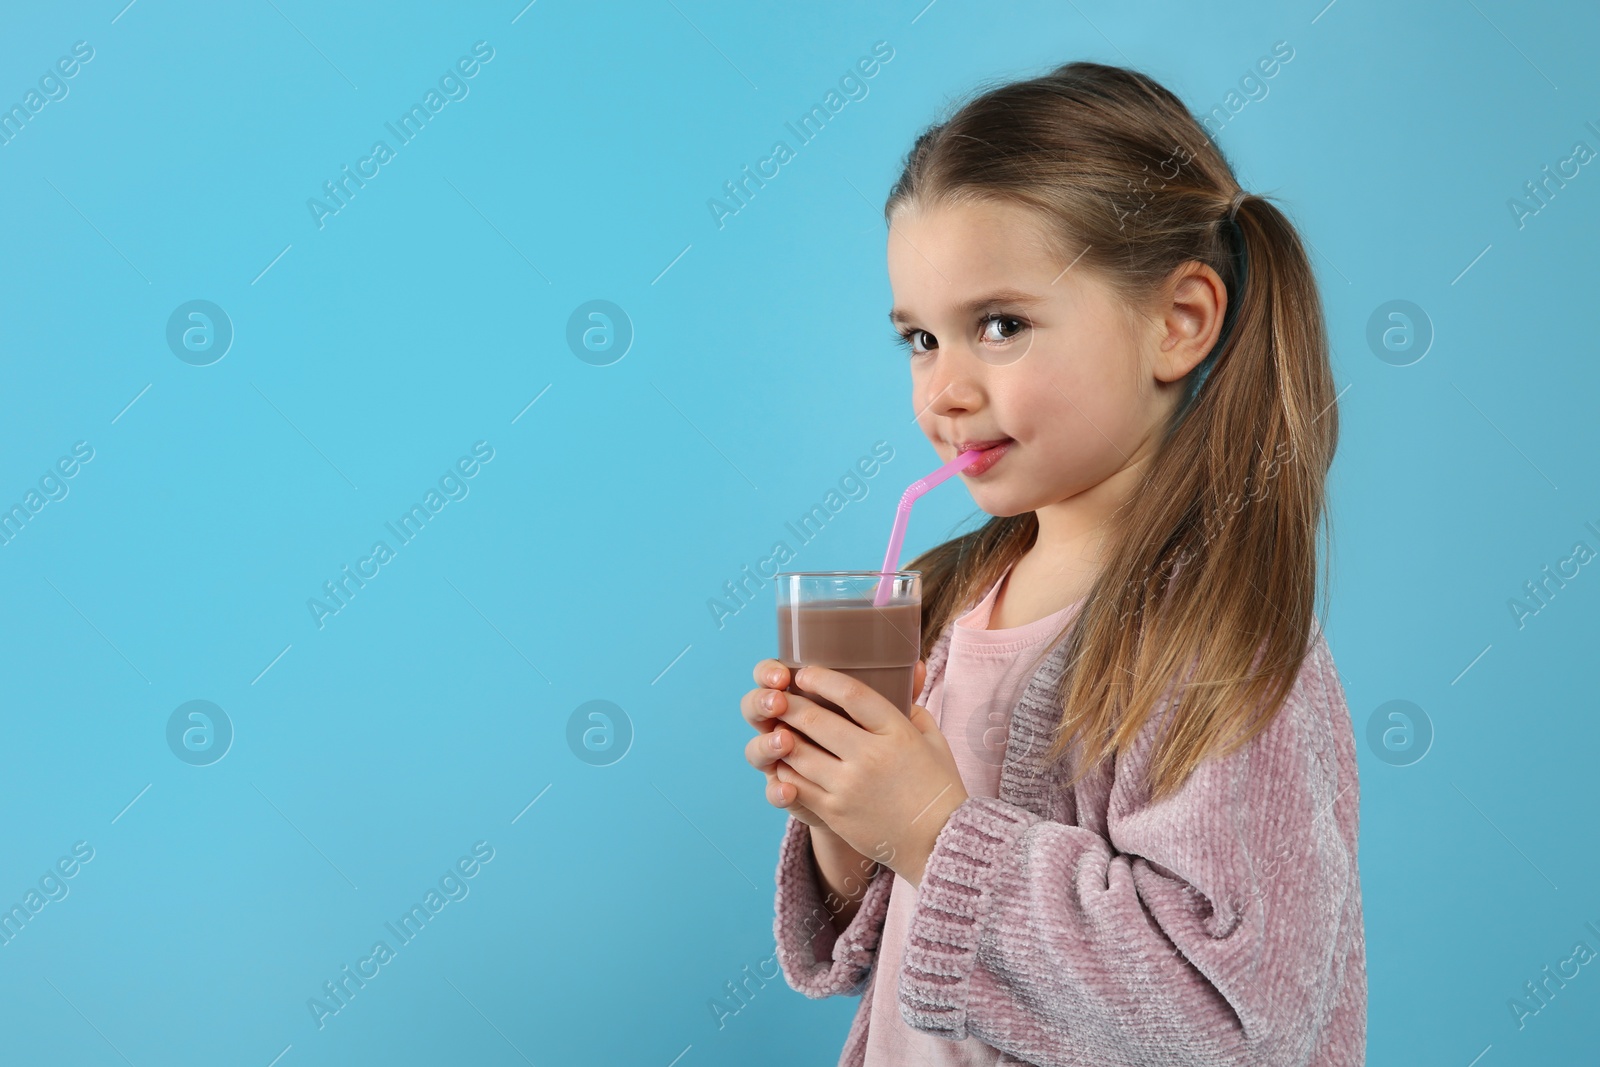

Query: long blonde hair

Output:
[893, 61, 1337, 804]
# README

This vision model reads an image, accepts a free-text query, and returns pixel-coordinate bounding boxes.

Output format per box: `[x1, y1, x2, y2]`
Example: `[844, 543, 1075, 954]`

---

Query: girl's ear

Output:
[913, 659, 927, 702]
[1152, 262, 1228, 384]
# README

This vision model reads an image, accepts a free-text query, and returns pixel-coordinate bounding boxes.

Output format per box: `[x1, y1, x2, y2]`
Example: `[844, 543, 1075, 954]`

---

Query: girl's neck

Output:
[989, 540, 1104, 630]
[1000, 444, 1154, 627]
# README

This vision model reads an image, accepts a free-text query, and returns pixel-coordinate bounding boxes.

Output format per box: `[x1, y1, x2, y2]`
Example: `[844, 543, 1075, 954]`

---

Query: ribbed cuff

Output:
[773, 815, 895, 1000]
[898, 796, 1038, 1038]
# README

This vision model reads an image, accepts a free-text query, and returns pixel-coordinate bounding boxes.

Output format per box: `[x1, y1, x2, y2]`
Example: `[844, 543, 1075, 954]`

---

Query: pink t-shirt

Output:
[862, 563, 1085, 1067]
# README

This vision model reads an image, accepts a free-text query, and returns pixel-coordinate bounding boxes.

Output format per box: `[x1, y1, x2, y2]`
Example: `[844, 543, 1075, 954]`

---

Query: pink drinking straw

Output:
[872, 449, 985, 606]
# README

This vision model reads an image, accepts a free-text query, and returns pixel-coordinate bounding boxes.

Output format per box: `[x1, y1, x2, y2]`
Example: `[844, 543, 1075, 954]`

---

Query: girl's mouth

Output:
[961, 439, 1012, 476]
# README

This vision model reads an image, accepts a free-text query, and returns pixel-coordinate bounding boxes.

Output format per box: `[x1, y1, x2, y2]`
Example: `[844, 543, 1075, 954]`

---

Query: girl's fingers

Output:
[745, 725, 792, 770]
[765, 687, 853, 759]
[751, 659, 792, 690]
[764, 770, 794, 807]
[770, 723, 838, 788]
[739, 685, 788, 729]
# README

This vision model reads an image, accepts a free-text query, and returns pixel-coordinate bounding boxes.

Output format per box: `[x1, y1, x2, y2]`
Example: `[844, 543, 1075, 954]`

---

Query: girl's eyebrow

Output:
[888, 287, 1045, 326]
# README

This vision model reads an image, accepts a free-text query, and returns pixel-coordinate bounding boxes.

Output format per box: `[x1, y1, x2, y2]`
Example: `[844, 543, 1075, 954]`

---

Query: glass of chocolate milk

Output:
[775, 571, 922, 718]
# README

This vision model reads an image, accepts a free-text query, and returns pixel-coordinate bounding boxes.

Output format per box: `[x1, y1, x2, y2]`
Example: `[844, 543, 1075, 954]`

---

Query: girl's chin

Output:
[970, 491, 1032, 519]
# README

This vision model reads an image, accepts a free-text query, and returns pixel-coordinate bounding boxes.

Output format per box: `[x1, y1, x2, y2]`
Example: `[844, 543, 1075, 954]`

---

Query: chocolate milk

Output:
[777, 599, 921, 717]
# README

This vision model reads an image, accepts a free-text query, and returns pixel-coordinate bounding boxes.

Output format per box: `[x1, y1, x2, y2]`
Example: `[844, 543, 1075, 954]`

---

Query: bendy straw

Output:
[872, 449, 984, 606]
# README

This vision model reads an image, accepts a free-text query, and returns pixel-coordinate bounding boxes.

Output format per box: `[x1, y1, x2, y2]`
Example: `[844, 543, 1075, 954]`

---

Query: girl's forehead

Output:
[888, 199, 1081, 279]
[887, 220, 1105, 326]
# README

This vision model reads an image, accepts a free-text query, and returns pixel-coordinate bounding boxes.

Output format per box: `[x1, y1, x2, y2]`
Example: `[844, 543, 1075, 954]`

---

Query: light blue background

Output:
[1, 1, 1596, 1064]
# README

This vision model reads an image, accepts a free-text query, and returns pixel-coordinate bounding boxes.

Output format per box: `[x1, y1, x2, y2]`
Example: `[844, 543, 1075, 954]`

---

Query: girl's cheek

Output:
[1062, 360, 1138, 425]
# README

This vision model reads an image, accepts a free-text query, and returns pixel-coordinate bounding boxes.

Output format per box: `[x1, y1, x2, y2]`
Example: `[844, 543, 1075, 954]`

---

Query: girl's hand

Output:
[741, 659, 928, 834]
[765, 664, 966, 887]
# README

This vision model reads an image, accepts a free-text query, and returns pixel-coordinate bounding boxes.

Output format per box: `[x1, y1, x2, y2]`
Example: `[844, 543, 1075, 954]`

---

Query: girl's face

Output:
[886, 196, 1216, 522]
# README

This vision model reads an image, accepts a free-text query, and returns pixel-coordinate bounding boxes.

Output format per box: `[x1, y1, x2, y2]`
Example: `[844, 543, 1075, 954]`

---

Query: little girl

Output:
[740, 61, 1363, 1066]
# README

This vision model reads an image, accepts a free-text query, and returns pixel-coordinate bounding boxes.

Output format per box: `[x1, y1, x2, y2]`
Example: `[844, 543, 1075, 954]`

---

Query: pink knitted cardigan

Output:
[772, 614, 1365, 1066]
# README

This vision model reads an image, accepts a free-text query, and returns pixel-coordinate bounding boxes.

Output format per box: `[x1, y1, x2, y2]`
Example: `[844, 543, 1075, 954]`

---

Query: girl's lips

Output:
[962, 439, 1012, 476]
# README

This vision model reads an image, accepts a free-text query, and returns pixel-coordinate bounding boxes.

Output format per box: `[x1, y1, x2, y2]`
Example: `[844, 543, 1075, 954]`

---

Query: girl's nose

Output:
[919, 350, 985, 419]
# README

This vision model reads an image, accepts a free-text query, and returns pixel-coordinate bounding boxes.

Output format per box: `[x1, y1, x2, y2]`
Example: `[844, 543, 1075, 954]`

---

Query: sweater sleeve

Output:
[772, 813, 895, 999]
[897, 637, 1362, 1067]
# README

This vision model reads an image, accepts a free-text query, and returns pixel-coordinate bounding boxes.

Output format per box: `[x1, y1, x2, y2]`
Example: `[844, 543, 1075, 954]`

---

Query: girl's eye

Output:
[893, 315, 1024, 356]
[980, 314, 1027, 344]
[893, 329, 935, 356]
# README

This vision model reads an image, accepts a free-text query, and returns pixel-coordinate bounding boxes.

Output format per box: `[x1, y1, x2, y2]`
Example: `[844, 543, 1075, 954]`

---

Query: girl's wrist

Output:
[809, 822, 862, 866]
[809, 827, 882, 932]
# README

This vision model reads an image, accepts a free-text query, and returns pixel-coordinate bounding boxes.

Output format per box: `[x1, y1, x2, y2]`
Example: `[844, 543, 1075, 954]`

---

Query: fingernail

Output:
[767, 669, 783, 686]
[761, 692, 776, 711]
[769, 732, 783, 751]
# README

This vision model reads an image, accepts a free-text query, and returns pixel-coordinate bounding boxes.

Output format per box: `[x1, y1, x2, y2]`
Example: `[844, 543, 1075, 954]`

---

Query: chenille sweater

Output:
[771, 612, 1366, 1066]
